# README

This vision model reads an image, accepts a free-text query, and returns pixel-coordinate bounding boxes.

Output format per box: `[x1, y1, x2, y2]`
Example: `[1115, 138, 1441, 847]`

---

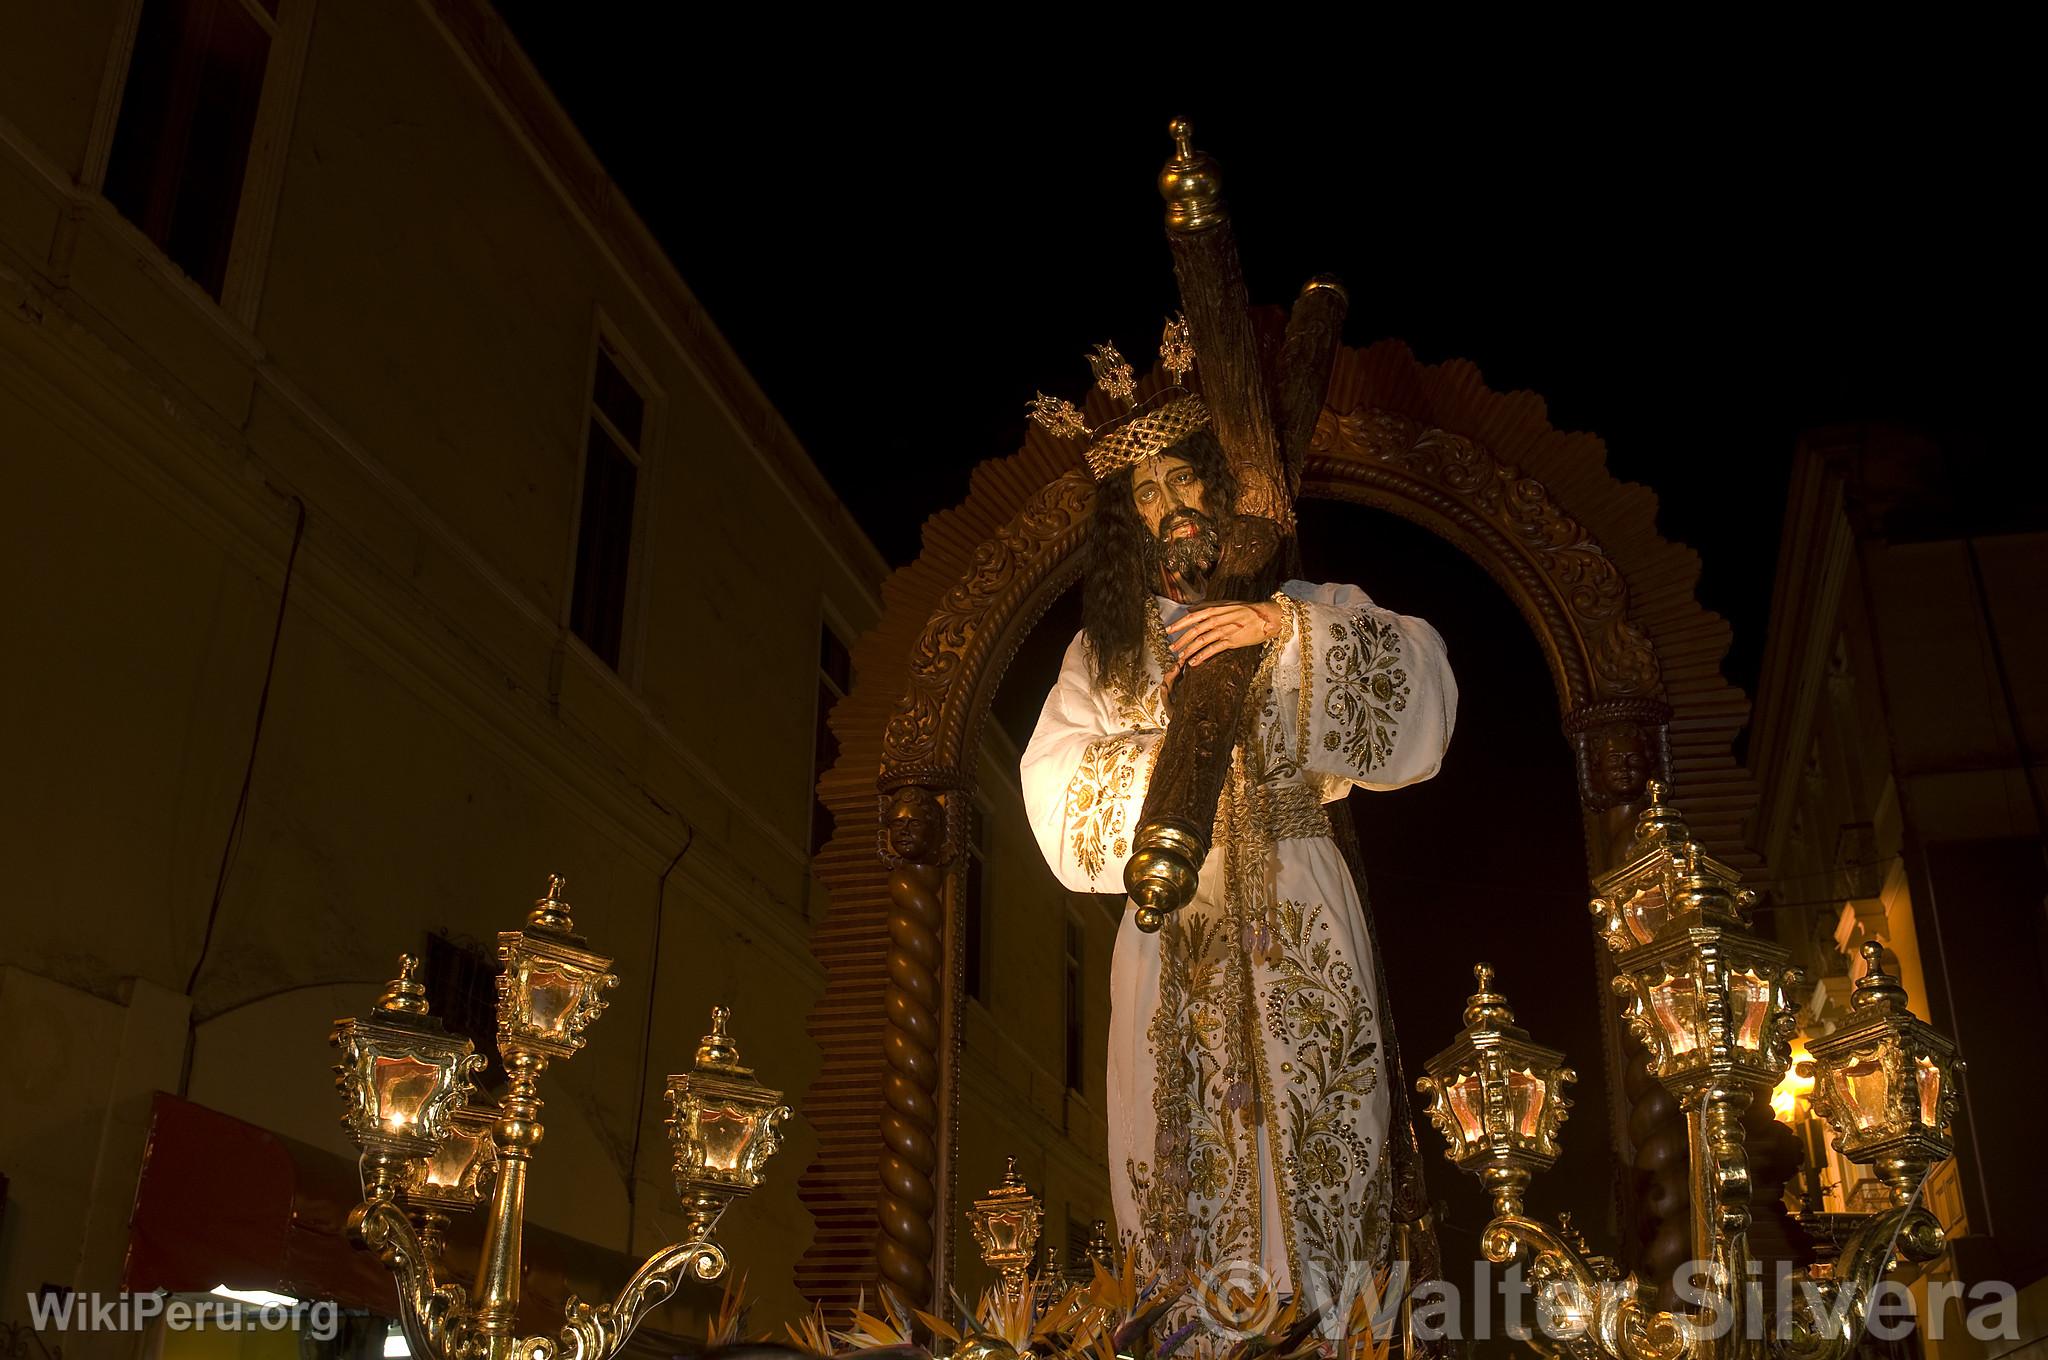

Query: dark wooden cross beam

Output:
[1124, 122, 1348, 930]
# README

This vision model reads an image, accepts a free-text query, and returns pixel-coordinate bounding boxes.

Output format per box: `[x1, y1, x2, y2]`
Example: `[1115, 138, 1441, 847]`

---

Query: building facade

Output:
[1748, 426, 2047, 1360]
[0, 0, 1109, 1341]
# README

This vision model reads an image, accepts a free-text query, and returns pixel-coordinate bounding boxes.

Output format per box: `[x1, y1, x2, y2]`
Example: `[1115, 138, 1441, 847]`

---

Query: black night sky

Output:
[488, 17, 2026, 1283]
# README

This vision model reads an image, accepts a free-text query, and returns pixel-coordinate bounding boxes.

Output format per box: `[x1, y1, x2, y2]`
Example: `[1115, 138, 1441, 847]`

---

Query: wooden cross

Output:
[1125, 121, 1348, 931]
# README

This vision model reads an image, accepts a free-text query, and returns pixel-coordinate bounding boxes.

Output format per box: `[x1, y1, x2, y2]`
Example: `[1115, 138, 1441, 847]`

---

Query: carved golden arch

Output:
[796, 340, 1761, 1315]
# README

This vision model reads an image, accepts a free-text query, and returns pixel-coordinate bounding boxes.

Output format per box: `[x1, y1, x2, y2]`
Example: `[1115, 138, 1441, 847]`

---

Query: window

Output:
[568, 344, 647, 669]
[810, 623, 852, 858]
[1066, 1216, 1092, 1272]
[422, 930, 504, 1093]
[1063, 911, 1084, 1094]
[962, 805, 988, 1001]
[103, 0, 276, 299]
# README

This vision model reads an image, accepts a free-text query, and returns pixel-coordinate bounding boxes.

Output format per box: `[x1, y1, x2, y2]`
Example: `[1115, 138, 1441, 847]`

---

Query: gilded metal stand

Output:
[1418, 785, 1963, 1360]
[331, 878, 789, 1360]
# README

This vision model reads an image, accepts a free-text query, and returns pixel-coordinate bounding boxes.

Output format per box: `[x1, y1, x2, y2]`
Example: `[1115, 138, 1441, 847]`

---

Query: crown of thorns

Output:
[1026, 318, 1211, 481]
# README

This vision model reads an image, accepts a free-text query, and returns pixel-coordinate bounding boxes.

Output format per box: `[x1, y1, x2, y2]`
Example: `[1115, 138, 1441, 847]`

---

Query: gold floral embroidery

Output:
[1111, 600, 1177, 730]
[1261, 897, 1388, 1268]
[1320, 612, 1410, 772]
[1132, 909, 1260, 1277]
[1066, 734, 1144, 880]
[1292, 596, 1315, 766]
[1105, 588, 1398, 1291]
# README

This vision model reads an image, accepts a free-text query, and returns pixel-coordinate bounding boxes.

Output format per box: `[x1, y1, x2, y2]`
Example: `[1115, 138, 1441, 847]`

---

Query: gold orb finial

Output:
[1631, 779, 1687, 846]
[694, 1005, 749, 1072]
[1159, 118, 1224, 234]
[530, 873, 575, 932]
[376, 953, 430, 1015]
[1462, 962, 1519, 1031]
[1851, 940, 1909, 1012]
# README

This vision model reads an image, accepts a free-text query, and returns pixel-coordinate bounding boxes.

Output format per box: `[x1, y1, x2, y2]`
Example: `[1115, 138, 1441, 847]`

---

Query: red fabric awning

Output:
[121, 1092, 704, 1340]
[124, 1092, 395, 1311]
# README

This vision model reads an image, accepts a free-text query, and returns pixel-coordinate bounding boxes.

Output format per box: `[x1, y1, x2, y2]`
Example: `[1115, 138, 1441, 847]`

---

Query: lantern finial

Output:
[1851, 940, 1910, 1013]
[531, 873, 575, 933]
[1631, 779, 1686, 846]
[695, 1005, 748, 1073]
[377, 954, 430, 1015]
[1463, 962, 1520, 1032]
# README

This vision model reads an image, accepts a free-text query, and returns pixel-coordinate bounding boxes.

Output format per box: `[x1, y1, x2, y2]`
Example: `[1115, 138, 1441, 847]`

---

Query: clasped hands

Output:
[1162, 600, 1284, 689]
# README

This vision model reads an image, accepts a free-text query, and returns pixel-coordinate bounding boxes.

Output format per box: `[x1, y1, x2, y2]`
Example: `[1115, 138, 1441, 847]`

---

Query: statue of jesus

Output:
[1019, 355, 1457, 1300]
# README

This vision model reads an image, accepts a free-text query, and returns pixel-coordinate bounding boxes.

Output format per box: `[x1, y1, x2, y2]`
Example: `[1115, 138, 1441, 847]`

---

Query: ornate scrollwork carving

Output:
[516, 1241, 727, 1360]
[1479, 1214, 1689, 1360]
[1310, 408, 1662, 703]
[348, 1200, 471, 1360]
[881, 472, 1095, 776]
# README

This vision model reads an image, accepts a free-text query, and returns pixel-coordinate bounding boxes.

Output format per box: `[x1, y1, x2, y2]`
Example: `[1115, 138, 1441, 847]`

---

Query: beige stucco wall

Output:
[0, 0, 1111, 1334]
[948, 735, 1118, 1301]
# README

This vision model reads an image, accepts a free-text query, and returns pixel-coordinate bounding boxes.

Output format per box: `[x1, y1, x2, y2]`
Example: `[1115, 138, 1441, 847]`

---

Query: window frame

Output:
[84, 0, 317, 327]
[809, 609, 854, 862]
[1062, 907, 1084, 1095]
[560, 314, 662, 683]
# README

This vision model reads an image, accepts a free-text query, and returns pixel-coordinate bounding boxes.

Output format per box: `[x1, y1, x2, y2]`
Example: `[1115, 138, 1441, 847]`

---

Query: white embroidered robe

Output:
[1019, 581, 1456, 1296]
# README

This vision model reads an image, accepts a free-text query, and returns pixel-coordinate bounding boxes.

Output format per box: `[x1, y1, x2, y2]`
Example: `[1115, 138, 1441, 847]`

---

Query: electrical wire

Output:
[176, 497, 306, 1100]
[183, 497, 305, 1000]
[623, 822, 696, 1251]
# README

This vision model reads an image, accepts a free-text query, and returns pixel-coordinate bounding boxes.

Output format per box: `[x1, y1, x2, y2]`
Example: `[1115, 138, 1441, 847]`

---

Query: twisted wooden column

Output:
[874, 783, 950, 1306]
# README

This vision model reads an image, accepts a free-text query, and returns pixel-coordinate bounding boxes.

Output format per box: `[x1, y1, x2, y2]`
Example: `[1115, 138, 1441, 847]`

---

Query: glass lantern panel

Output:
[1447, 1073, 1486, 1145]
[1648, 974, 1704, 1055]
[372, 1055, 443, 1133]
[696, 1103, 758, 1174]
[1623, 883, 1673, 946]
[1506, 1068, 1548, 1140]
[1915, 1056, 1942, 1130]
[983, 1206, 1032, 1254]
[1730, 970, 1772, 1051]
[523, 964, 582, 1035]
[423, 1124, 491, 1191]
[1827, 1052, 1890, 1132]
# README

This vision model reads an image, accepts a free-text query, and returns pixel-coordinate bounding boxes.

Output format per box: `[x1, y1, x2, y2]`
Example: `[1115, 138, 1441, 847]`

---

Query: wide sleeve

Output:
[1271, 581, 1457, 792]
[1018, 631, 1165, 893]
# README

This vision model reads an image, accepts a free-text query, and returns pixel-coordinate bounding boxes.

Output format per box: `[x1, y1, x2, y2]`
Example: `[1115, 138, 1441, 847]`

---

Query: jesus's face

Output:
[1132, 454, 1219, 579]
[1132, 454, 1208, 536]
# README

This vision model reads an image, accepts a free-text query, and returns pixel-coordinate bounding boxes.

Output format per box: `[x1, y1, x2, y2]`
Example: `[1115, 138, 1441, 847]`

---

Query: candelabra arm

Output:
[1481, 1215, 1692, 1360]
[1769, 1201, 1944, 1360]
[512, 1238, 729, 1360]
[349, 1198, 470, 1360]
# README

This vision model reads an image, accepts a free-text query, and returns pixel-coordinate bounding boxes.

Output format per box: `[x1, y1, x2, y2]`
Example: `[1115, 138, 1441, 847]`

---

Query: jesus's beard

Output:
[1151, 509, 1220, 580]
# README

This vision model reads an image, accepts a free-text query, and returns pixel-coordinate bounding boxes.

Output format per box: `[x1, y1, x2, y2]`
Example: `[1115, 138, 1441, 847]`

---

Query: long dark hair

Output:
[1081, 427, 1238, 693]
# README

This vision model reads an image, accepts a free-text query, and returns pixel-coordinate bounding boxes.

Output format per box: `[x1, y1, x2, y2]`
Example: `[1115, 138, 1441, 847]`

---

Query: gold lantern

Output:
[1593, 783, 1802, 1097]
[495, 873, 618, 1062]
[1417, 964, 1576, 1217]
[1807, 940, 1964, 1201]
[336, 876, 794, 1360]
[966, 1156, 1044, 1302]
[664, 1007, 792, 1246]
[331, 955, 486, 1198]
[401, 1100, 498, 1259]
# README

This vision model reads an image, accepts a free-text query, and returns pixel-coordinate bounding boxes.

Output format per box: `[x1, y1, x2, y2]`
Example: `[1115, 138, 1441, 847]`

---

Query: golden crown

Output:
[1027, 317, 1211, 482]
